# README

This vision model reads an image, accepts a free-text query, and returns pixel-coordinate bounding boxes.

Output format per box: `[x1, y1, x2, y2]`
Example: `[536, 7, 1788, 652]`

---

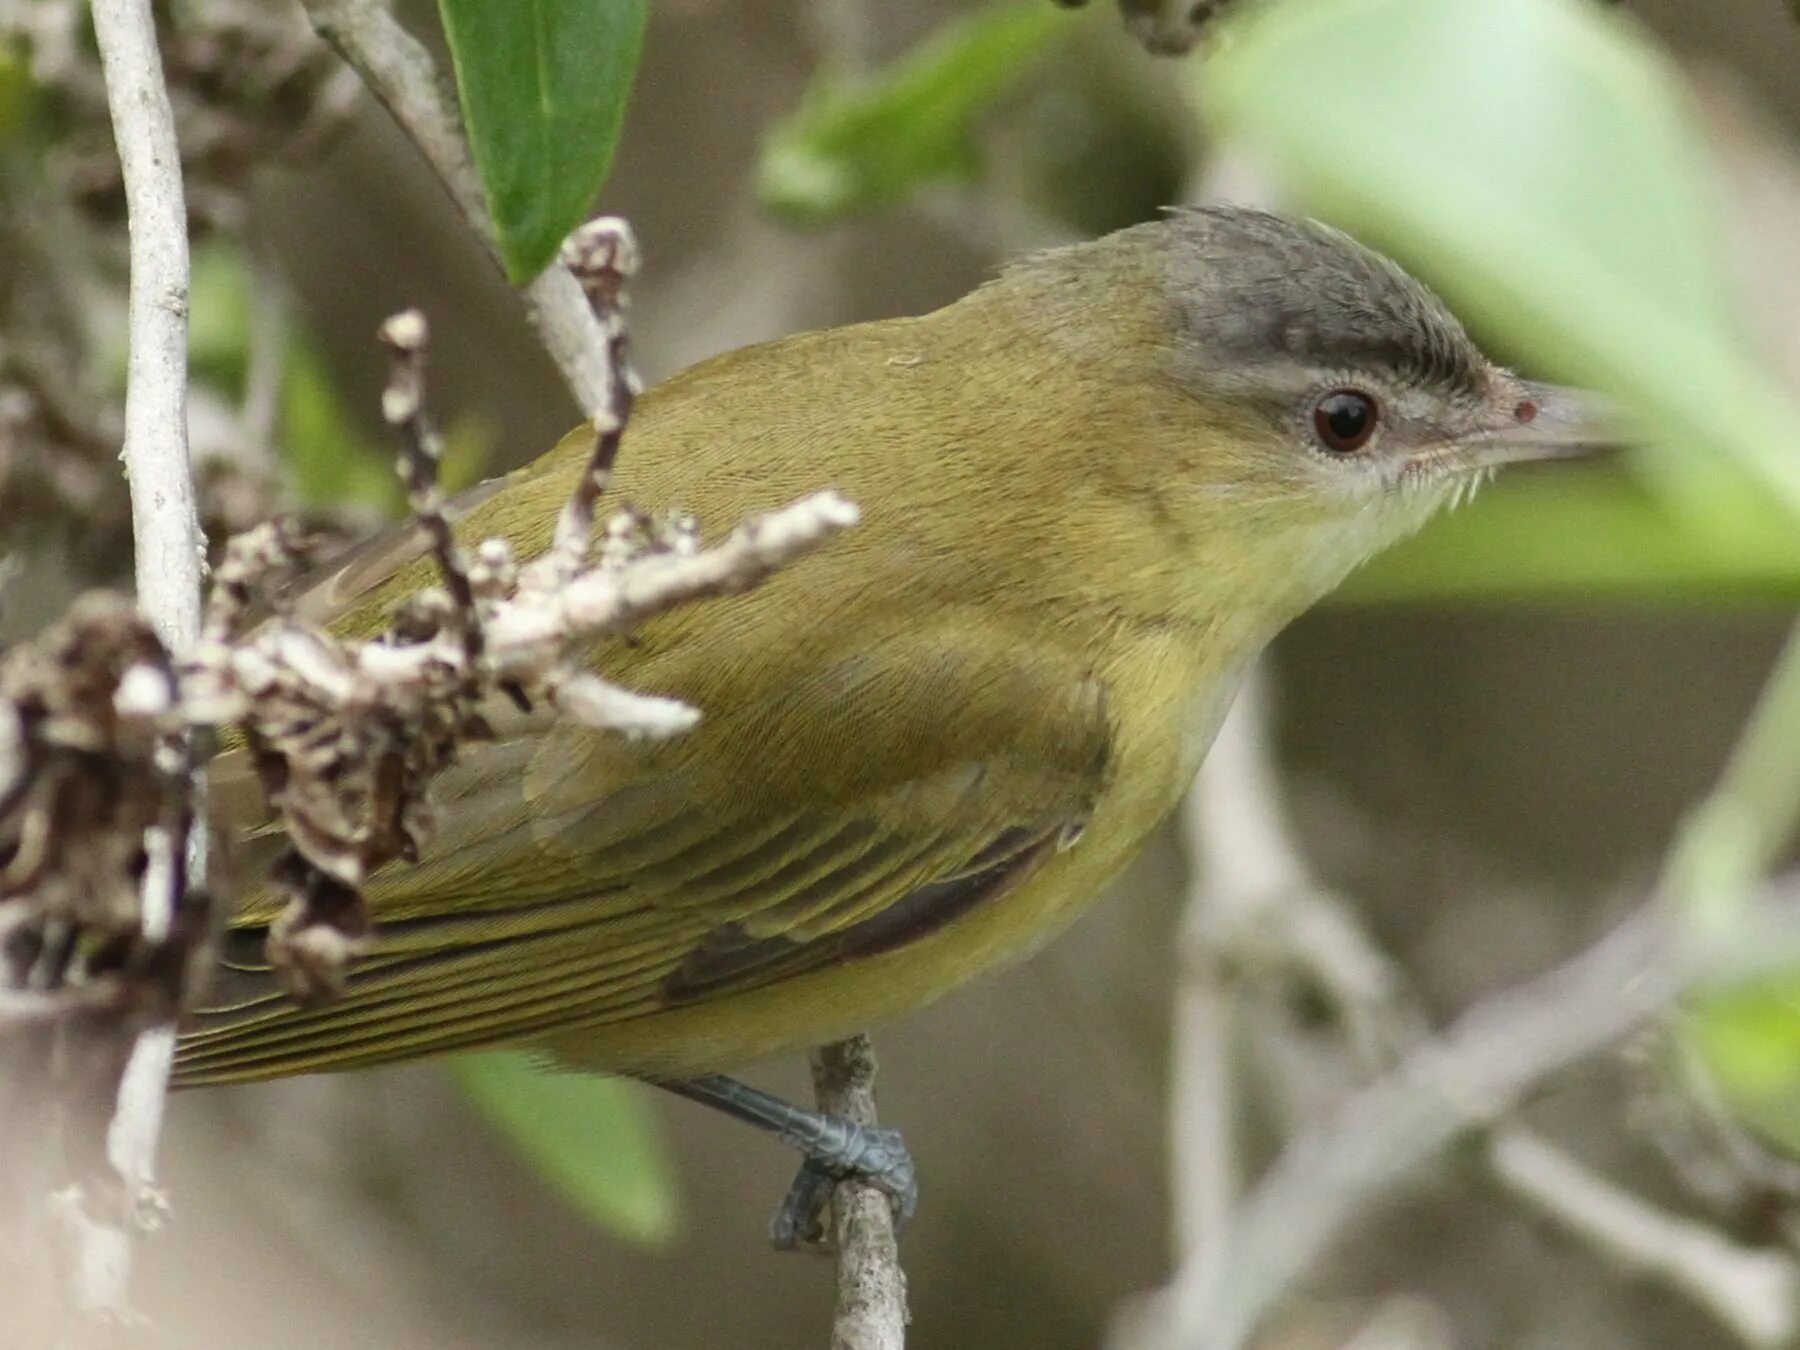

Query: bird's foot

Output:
[768, 1121, 917, 1252]
[655, 1073, 918, 1251]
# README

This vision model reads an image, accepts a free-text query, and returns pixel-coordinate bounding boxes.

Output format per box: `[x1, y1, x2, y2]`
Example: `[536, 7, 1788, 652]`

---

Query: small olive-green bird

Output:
[177, 206, 1600, 1236]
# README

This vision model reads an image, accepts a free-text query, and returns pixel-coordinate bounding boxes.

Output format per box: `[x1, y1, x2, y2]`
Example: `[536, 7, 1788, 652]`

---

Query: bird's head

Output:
[998, 205, 1608, 622]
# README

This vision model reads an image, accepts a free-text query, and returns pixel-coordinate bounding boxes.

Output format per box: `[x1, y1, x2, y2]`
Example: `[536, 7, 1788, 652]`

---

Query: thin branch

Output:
[1663, 622, 1800, 914]
[811, 1036, 910, 1350]
[298, 0, 614, 417]
[1169, 671, 1417, 1267]
[1120, 881, 1800, 1350]
[1336, 1296, 1456, 1350]
[1128, 666, 1800, 1350]
[86, 0, 203, 1320]
[544, 218, 640, 580]
[1487, 1127, 1799, 1347]
[94, 0, 199, 650]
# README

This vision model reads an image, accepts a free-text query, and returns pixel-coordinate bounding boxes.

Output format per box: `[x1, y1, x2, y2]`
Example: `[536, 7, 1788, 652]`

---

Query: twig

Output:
[1336, 1295, 1455, 1350]
[85, 0, 203, 1320]
[377, 309, 481, 666]
[1662, 622, 1800, 916]
[1487, 1127, 1799, 1347]
[811, 1036, 909, 1350]
[298, 0, 614, 417]
[544, 219, 640, 580]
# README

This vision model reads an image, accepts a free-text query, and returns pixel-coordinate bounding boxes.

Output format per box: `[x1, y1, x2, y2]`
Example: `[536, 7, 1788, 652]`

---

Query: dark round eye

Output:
[1312, 389, 1378, 454]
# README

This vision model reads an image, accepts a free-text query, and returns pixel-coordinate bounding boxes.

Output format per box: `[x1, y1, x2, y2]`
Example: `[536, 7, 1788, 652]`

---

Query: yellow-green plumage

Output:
[176, 208, 1557, 1087]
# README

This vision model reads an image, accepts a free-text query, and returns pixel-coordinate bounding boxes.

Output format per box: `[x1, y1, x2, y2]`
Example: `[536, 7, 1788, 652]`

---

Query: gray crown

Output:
[1160, 206, 1489, 398]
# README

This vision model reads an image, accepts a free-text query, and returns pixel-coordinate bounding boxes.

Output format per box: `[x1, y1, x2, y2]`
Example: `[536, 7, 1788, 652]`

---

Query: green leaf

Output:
[438, 0, 647, 282]
[1343, 469, 1800, 605]
[282, 338, 402, 513]
[0, 42, 38, 148]
[1669, 631, 1800, 1156]
[1665, 628, 1800, 916]
[452, 1051, 679, 1247]
[188, 243, 253, 394]
[759, 0, 1084, 225]
[1685, 980, 1800, 1157]
[1205, 0, 1800, 573]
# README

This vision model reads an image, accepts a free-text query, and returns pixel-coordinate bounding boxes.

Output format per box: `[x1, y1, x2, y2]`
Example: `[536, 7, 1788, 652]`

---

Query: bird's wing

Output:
[176, 628, 1112, 1083]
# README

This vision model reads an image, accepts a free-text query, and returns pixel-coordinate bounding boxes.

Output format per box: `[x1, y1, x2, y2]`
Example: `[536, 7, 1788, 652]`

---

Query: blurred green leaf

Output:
[189, 243, 253, 394]
[438, 0, 647, 282]
[282, 339, 401, 512]
[1686, 980, 1800, 1157]
[1344, 469, 1800, 604]
[1664, 627, 1800, 1154]
[453, 1051, 679, 1247]
[0, 42, 37, 146]
[1664, 628, 1800, 920]
[1206, 0, 1800, 588]
[759, 0, 1084, 224]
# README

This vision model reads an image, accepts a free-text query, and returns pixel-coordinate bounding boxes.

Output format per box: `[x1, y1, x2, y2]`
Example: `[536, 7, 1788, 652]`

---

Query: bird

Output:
[175, 204, 1604, 1242]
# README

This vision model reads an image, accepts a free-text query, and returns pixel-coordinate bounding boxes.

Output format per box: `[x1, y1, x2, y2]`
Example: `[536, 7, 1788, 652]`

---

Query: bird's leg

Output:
[655, 1073, 918, 1250]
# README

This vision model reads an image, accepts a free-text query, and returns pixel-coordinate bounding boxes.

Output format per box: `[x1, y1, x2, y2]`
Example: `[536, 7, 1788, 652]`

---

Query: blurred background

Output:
[6, 0, 1800, 1346]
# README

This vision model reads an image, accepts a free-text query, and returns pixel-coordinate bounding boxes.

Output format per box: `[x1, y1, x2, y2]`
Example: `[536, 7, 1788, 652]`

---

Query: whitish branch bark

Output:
[812, 1037, 910, 1350]
[1488, 1127, 1799, 1347]
[1122, 882, 1800, 1350]
[94, 0, 199, 647]
[299, 0, 614, 418]
[86, 0, 203, 1319]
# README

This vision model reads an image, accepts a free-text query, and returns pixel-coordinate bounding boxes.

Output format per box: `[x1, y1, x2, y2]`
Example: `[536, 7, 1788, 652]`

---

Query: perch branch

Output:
[812, 1036, 910, 1350]
[299, 0, 615, 417]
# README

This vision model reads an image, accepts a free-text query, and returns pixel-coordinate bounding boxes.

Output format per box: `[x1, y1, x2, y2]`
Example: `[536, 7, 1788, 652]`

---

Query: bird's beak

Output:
[1466, 381, 1617, 468]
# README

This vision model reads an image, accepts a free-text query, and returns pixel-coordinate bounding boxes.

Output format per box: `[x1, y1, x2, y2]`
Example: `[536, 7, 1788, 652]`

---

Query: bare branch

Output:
[480, 491, 860, 669]
[1120, 882, 1800, 1350]
[298, 0, 615, 417]
[93, 0, 199, 652]
[544, 218, 641, 581]
[377, 309, 482, 666]
[812, 1036, 910, 1350]
[82, 0, 203, 1321]
[1488, 1127, 1799, 1347]
[1126, 667, 1800, 1350]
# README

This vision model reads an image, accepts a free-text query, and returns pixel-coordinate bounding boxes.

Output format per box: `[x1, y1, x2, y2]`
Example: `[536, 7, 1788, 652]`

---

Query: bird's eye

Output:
[1312, 389, 1378, 454]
